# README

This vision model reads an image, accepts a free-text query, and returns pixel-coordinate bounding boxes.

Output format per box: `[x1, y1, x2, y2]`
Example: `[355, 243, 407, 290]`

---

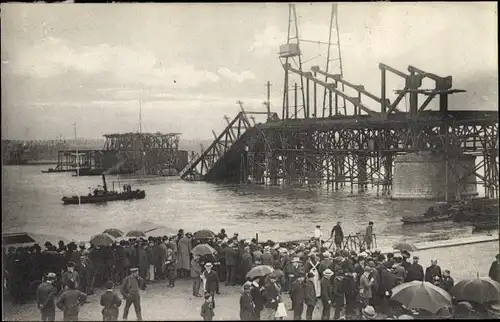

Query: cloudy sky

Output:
[1, 2, 497, 140]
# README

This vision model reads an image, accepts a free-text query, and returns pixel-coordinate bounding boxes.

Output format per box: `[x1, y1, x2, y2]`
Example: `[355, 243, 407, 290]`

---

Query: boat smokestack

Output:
[102, 174, 108, 193]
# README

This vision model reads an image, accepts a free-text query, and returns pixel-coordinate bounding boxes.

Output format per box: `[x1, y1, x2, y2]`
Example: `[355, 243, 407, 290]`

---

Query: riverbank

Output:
[3, 240, 497, 321]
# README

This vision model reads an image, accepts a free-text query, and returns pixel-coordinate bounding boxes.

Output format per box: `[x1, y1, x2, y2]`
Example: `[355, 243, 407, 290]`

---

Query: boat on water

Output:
[472, 221, 498, 232]
[42, 168, 77, 173]
[72, 168, 106, 176]
[401, 214, 453, 225]
[62, 174, 146, 205]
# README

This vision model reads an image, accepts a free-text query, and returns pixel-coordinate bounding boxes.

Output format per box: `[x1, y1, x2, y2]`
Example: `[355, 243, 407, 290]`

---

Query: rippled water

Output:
[2, 165, 481, 249]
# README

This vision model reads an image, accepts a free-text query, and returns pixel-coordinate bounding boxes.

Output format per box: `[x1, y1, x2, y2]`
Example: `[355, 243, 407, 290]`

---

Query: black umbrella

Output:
[191, 243, 217, 256]
[451, 274, 500, 304]
[103, 228, 124, 238]
[193, 229, 216, 240]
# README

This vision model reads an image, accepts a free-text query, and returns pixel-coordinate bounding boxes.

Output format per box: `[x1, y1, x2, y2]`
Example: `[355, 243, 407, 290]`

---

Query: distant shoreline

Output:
[3, 160, 58, 166]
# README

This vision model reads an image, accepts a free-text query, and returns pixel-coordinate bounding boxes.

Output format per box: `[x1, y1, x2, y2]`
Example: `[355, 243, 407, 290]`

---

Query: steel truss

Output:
[103, 132, 181, 175]
[245, 114, 498, 199]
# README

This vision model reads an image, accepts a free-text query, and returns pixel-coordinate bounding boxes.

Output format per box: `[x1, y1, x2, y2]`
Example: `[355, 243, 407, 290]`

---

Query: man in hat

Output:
[37, 272, 58, 321]
[406, 256, 424, 282]
[100, 280, 122, 321]
[177, 232, 192, 279]
[165, 248, 177, 287]
[332, 269, 346, 320]
[241, 246, 254, 283]
[361, 305, 378, 320]
[331, 222, 344, 250]
[201, 262, 219, 308]
[424, 259, 442, 284]
[261, 273, 281, 320]
[191, 254, 203, 297]
[439, 269, 454, 293]
[304, 272, 317, 320]
[76, 255, 93, 296]
[120, 267, 146, 321]
[262, 245, 273, 266]
[359, 266, 375, 314]
[320, 269, 334, 320]
[240, 281, 256, 321]
[285, 256, 305, 294]
[56, 280, 87, 321]
[290, 273, 306, 320]
[61, 261, 80, 293]
[364, 222, 374, 250]
[223, 242, 239, 286]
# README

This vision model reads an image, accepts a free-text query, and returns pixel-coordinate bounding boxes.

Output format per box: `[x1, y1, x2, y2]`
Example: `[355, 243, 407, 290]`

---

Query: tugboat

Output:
[61, 174, 146, 205]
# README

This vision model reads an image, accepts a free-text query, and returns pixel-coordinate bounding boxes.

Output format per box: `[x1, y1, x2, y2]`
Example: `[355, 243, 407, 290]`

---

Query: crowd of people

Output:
[3, 224, 500, 321]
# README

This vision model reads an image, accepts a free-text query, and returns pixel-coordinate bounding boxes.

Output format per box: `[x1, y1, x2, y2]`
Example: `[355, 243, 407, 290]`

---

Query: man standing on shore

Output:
[36, 272, 57, 321]
[314, 225, 323, 250]
[100, 281, 122, 321]
[364, 222, 374, 250]
[331, 222, 344, 250]
[56, 280, 87, 321]
[120, 267, 146, 321]
[201, 262, 219, 308]
[191, 254, 203, 297]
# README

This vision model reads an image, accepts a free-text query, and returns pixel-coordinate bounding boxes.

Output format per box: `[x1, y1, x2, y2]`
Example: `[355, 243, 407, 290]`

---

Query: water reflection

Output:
[2, 165, 488, 249]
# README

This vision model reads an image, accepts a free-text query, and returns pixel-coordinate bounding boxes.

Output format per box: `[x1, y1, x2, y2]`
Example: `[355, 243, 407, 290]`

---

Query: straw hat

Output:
[398, 315, 414, 320]
[362, 306, 378, 320]
[323, 269, 334, 277]
[205, 262, 213, 269]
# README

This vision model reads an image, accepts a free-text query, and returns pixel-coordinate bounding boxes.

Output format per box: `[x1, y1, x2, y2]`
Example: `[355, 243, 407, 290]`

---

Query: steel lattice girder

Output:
[244, 118, 498, 196]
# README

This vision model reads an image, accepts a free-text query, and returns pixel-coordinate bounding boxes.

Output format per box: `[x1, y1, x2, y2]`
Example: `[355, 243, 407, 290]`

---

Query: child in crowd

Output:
[201, 293, 215, 321]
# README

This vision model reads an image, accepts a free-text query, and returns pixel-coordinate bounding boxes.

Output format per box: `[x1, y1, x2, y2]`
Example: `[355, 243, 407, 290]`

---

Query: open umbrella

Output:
[89, 233, 116, 247]
[126, 230, 146, 238]
[246, 265, 274, 280]
[193, 230, 216, 240]
[393, 242, 418, 252]
[391, 281, 452, 314]
[191, 243, 217, 256]
[103, 228, 124, 238]
[451, 274, 500, 303]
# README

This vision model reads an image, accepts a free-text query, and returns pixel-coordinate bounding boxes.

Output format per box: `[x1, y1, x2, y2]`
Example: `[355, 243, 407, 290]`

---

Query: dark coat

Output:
[137, 247, 148, 270]
[202, 270, 219, 293]
[320, 277, 334, 303]
[425, 265, 442, 283]
[489, 260, 500, 283]
[242, 253, 254, 277]
[262, 253, 274, 266]
[406, 263, 424, 282]
[331, 225, 344, 243]
[61, 270, 80, 290]
[291, 279, 305, 308]
[224, 247, 239, 266]
[251, 284, 265, 312]
[439, 276, 454, 294]
[332, 276, 345, 304]
[56, 289, 87, 317]
[200, 301, 215, 319]
[304, 280, 317, 306]
[36, 281, 57, 311]
[262, 282, 280, 310]
[378, 269, 397, 295]
[240, 292, 256, 320]
[100, 290, 122, 318]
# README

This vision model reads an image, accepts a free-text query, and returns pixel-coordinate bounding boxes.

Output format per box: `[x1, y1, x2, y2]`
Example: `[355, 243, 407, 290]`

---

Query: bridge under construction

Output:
[179, 4, 498, 201]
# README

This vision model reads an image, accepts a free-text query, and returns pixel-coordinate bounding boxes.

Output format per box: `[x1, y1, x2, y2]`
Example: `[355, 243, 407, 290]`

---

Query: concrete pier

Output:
[392, 151, 477, 199]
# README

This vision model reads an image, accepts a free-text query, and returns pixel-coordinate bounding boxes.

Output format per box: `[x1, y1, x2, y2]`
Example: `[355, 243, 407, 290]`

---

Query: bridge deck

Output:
[258, 110, 498, 131]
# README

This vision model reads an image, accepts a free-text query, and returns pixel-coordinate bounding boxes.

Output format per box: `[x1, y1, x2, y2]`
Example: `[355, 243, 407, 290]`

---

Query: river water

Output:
[2, 165, 482, 249]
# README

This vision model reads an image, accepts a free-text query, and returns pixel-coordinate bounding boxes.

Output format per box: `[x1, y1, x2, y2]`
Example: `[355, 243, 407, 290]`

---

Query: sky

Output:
[1, 2, 497, 141]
